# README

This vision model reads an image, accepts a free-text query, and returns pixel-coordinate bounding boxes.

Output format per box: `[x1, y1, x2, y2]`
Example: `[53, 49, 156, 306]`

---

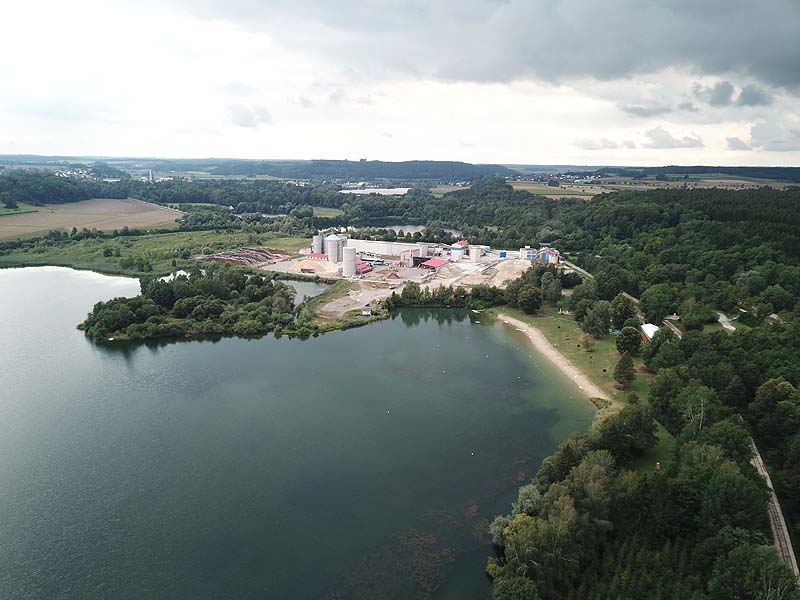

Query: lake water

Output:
[0, 267, 594, 599]
[286, 279, 329, 304]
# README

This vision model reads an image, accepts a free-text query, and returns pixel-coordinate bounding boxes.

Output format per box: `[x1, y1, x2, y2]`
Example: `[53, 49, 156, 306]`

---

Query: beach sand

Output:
[497, 313, 611, 403]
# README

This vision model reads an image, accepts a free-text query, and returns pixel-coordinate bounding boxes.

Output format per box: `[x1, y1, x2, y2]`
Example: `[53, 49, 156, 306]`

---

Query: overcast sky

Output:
[1, 0, 799, 165]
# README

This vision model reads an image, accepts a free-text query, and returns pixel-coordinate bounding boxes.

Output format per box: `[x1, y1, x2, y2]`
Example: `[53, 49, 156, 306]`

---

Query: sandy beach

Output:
[497, 313, 611, 402]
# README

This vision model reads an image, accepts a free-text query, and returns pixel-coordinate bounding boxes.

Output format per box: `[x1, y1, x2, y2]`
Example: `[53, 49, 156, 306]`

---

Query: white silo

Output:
[312, 234, 324, 254]
[325, 234, 343, 263]
[342, 247, 356, 277]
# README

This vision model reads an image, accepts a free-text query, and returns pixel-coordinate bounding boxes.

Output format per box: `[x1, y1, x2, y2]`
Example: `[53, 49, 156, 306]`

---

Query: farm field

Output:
[312, 206, 344, 217]
[0, 198, 183, 241]
[0, 229, 307, 276]
[511, 181, 605, 198]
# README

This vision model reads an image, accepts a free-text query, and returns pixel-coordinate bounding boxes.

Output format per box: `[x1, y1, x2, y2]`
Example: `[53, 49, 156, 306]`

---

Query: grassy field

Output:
[0, 230, 307, 276]
[0, 198, 183, 241]
[511, 182, 602, 198]
[312, 206, 344, 217]
[489, 305, 671, 473]
[0, 202, 40, 216]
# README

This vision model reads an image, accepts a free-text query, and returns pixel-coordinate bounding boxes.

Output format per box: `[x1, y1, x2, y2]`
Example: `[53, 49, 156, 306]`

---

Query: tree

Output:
[517, 285, 542, 314]
[541, 272, 562, 304]
[639, 283, 674, 324]
[611, 293, 637, 329]
[709, 545, 800, 600]
[616, 326, 642, 355]
[748, 378, 800, 448]
[491, 576, 539, 600]
[581, 301, 610, 339]
[0, 191, 17, 209]
[614, 353, 635, 388]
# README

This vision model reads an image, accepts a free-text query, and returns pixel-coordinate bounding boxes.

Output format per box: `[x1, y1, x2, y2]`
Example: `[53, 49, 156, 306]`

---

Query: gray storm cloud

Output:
[160, 0, 800, 90]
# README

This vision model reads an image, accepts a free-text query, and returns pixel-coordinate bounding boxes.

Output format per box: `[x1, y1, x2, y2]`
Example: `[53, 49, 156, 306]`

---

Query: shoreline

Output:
[496, 312, 615, 411]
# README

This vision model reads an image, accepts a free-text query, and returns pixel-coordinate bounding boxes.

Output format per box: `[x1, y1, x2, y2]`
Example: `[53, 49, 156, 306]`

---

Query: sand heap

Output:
[288, 259, 340, 275]
[197, 247, 291, 266]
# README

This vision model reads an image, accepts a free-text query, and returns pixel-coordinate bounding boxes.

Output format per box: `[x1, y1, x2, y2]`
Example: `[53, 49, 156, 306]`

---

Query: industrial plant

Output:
[270, 230, 566, 287]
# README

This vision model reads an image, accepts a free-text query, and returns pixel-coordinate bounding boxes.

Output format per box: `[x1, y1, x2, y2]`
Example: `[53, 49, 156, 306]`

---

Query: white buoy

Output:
[387, 410, 390, 414]
[471, 452, 475, 456]
[442, 370, 446, 374]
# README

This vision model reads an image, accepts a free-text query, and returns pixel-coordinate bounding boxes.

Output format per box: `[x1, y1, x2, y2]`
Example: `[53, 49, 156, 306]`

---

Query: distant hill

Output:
[588, 165, 800, 183]
[209, 159, 517, 180]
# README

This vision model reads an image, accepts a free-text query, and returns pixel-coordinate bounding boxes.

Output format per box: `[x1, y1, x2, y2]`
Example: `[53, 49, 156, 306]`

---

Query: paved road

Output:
[750, 437, 800, 580]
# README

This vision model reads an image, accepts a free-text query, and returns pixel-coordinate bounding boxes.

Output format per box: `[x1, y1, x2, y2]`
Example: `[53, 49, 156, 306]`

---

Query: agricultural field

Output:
[312, 206, 344, 217]
[510, 181, 607, 198]
[0, 229, 307, 276]
[430, 184, 468, 197]
[0, 198, 183, 241]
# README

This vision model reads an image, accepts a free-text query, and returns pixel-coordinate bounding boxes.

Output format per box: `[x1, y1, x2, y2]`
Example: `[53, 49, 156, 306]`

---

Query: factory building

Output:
[518, 245, 564, 265]
[420, 258, 448, 270]
[640, 323, 660, 341]
[400, 248, 421, 268]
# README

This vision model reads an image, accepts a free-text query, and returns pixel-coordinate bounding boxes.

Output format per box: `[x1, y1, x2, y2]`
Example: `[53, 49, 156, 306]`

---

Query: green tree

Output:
[611, 293, 637, 329]
[614, 353, 635, 388]
[616, 326, 642, 355]
[581, 301, 611, 339]
[709, 545, 800, 600]
[517, 285, 542, 314]
[0, 191, 17, 209]
[640, 283, 674, 324]
[491, 576, 539, 600]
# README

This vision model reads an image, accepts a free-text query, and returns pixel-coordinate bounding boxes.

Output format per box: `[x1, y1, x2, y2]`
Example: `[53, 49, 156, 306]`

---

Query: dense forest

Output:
[78, 264, 318, 340]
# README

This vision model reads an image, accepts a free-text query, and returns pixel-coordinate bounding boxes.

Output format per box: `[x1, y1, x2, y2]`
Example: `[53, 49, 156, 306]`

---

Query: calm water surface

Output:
[0, 267, 593, 599]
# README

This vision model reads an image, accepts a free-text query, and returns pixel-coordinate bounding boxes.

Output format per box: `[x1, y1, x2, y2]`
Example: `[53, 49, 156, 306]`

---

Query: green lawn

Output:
[489, 304, 673, 471]
[0, 230, 307, 276]
[312, 206, 344, 217]
[0, 202, 39, 216]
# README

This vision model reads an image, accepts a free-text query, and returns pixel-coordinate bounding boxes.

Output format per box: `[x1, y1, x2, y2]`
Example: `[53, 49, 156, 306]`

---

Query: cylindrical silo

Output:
[342, 247, 356, 277]
[325, 234, 343, 263]
[312, 234, 324, 254]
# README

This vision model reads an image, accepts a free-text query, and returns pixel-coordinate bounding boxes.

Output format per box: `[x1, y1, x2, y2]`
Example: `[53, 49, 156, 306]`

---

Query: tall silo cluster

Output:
[342, 247, 356, 277]
[324, 234, 344, 263]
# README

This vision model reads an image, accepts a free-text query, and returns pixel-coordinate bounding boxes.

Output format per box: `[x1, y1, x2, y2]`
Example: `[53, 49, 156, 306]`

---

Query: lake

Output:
[0, 267, 594, 599]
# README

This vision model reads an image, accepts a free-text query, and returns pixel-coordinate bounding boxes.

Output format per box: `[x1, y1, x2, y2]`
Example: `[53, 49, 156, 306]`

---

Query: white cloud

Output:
[0, 0, 797, 165]
[644, 126, 704, 149]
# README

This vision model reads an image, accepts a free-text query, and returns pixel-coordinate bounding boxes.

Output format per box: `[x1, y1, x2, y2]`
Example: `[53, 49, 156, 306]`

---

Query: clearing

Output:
[0, 198, 183, 241]
[312, 207, 344, 217]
